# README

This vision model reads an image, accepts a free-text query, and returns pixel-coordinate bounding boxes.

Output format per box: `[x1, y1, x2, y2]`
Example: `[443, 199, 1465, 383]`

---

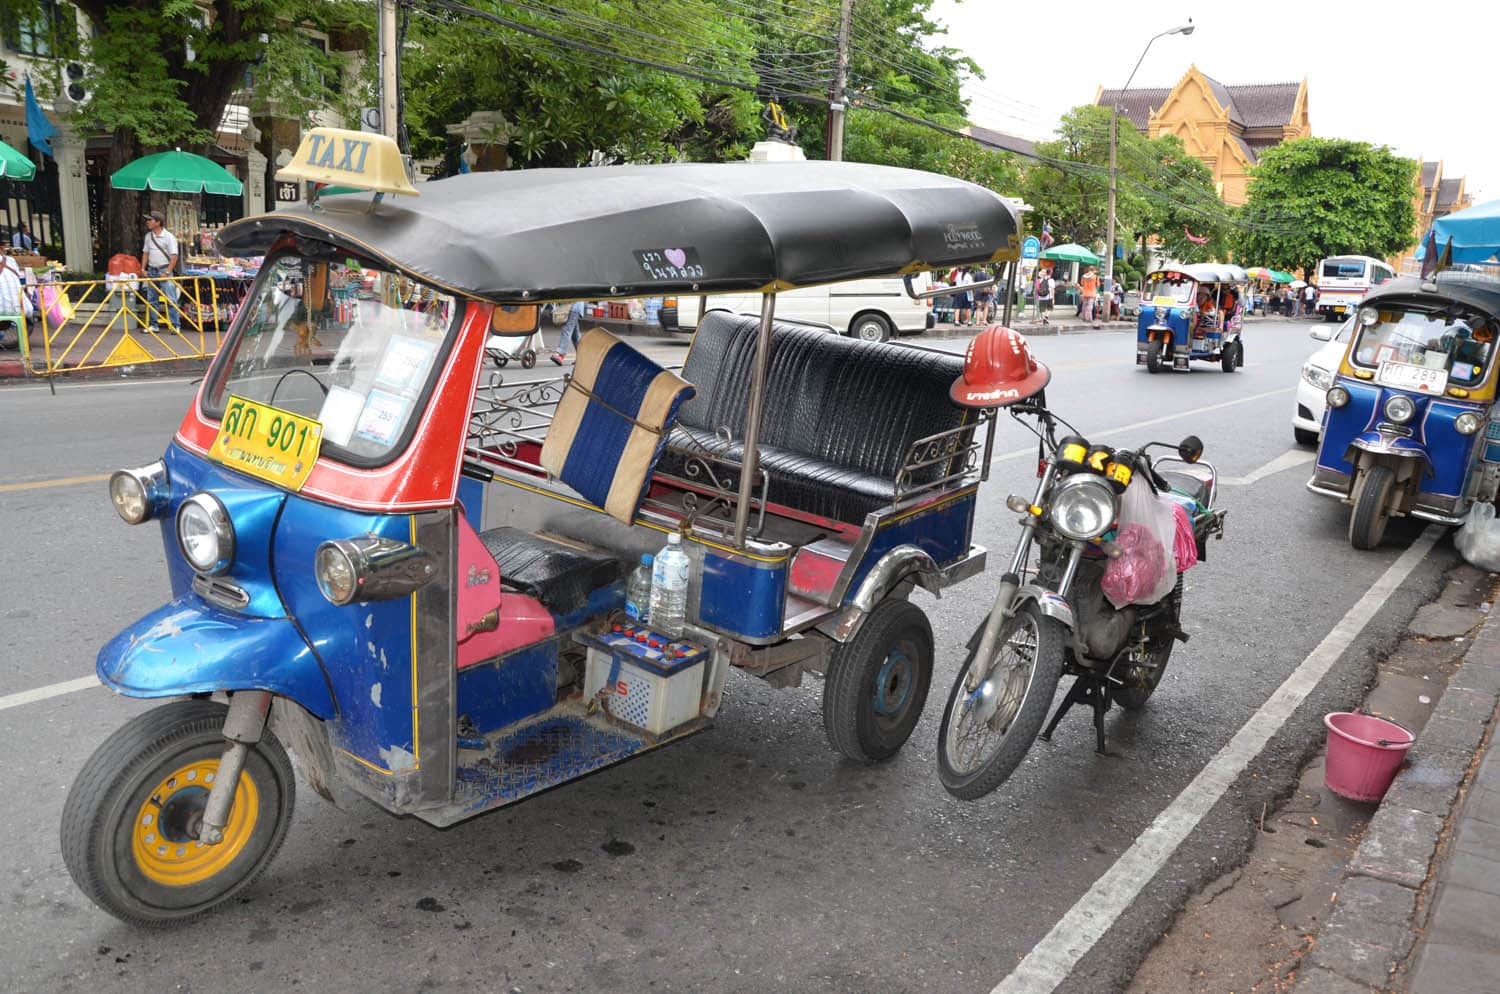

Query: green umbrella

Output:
[111, 149, 243, 196]
[0, 139, 35, 181]
[1270, 269, 1294, 283]
[1039, 242, 1102, 264]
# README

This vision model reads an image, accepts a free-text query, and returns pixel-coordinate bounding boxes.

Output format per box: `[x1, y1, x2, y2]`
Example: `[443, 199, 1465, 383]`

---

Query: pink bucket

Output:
[1323, 711, 1415, 802]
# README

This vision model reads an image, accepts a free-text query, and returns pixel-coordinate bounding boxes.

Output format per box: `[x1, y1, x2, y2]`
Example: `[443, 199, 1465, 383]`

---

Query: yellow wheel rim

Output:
[130, 759, 260, 887]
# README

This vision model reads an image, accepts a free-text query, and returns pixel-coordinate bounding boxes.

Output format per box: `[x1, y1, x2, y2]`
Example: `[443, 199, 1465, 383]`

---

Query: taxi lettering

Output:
[304, 134, 372, 175]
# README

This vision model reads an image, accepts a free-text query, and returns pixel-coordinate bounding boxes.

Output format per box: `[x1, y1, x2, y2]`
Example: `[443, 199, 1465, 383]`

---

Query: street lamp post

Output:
[1104, 20, 1194, 293]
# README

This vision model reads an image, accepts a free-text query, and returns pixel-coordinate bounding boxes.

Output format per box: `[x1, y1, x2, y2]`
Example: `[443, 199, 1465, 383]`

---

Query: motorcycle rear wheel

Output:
[937, 602, 1065, 800]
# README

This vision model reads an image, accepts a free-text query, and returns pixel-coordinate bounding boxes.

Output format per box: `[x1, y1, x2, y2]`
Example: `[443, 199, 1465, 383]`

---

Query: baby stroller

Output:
[485, 303, 544, 369]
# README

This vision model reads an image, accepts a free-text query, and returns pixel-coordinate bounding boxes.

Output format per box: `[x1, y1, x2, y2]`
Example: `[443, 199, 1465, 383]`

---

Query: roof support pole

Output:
[733, 293, 777, 547]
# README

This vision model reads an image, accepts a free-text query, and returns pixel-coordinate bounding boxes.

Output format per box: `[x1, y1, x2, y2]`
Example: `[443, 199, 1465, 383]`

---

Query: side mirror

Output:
[1309, 325, 1334, 342]
[1178, 435, 1204, 463]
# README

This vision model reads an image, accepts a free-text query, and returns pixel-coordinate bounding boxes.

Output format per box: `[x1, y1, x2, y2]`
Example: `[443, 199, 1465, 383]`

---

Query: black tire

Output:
[1145, 338, 1163, 374]
[850, 313, 892, 343]
[1221, 343, 1236, 372]
[937, 602, 1066, 800]
[1294, 426, 1319, 447]
[1235, 340, 1245, 368]
[822, 599, 934, 763]
[496, 354, 510, 368]
[1114, 577, 1182, 711]
[61, 700, 295, 926]
[521, 349, 537, 369]
[1349, 463, 1396, 550]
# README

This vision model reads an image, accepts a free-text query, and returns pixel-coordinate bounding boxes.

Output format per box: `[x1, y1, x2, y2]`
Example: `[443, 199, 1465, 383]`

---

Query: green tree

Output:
[1234, 137, 1418, 276]
[1021, 105, 1145, 251]
[1130, 132, 1231, 263]
[842, 109, 1018, 194]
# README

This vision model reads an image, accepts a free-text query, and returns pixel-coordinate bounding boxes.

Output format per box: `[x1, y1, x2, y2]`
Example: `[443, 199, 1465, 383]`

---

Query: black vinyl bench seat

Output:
[479, 526, 625, 613]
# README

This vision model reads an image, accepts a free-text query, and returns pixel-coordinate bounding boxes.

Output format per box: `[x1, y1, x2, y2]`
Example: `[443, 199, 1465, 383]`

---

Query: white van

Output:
[673, 273, 936, 342]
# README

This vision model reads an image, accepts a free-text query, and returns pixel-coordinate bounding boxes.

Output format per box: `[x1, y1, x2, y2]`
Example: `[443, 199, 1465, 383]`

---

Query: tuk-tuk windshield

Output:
[203, 254, 460, 464]
[1349, 305, 1497, 388]
[1144, 274, 1195, 306]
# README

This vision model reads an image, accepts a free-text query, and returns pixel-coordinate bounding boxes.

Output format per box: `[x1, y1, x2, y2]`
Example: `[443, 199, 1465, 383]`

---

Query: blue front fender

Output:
[1346, 430, 1432, 473]
[97, 595, 336, 719]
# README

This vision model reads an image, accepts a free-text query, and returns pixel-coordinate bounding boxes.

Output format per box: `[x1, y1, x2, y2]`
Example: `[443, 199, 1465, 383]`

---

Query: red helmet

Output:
[949, 325, 1051, 408]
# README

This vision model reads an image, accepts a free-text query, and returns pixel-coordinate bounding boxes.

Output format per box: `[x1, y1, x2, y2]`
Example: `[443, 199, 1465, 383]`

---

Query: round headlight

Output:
[108, 462, 169, 525]
[1302, 362, 1334, 392]
[1154, 306, 1166, 323]
[1383, 394, 1416, 424]
[1455, 412, 1483, 436]
[1049, 474, 1118, 541]
[176, 493, 235, 575]
[1327, 385, 1350, 409]
[1358, 305, 1380, 327]
[315, 543, 358, 605]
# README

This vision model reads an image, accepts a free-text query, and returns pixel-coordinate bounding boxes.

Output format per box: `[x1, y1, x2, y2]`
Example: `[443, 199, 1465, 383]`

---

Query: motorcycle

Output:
[937, 341, 1227, 799]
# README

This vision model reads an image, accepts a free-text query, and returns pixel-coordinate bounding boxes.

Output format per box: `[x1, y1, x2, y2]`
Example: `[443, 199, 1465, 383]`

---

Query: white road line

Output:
[992, 524, 1443, 994]
[0, 376, 200, 396]
[1221, 448, 1316, 486]
[989, 387, 1295, 465]
[0, 676, 99, 712]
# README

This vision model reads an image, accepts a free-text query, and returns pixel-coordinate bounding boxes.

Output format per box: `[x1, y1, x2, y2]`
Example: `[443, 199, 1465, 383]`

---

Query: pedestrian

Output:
[550, 300, 587, 364]
[11, 221, 34, 253]
[140, 210, 180, 330]
[0, 243, 34, 349]
[1290, 284, 1302, 318]
[952, 268, 974, 326]
[1303, 282, 1318, 318]
[1035, 269, 1054, 325]
[1080, 266, 1099, 325]
[973, 273, 993, 325]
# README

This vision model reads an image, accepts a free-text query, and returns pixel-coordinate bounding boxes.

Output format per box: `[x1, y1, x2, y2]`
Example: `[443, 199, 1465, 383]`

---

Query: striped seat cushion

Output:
[540, 329, 694, 524]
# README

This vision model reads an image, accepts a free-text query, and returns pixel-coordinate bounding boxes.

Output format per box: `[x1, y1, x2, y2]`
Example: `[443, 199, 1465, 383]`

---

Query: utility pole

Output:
[827, 0, 853, 161]
[378, 0, 400, 143]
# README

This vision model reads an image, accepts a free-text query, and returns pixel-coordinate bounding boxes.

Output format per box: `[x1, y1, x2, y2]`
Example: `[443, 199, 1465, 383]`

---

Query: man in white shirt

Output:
[141, 210, 180, 330]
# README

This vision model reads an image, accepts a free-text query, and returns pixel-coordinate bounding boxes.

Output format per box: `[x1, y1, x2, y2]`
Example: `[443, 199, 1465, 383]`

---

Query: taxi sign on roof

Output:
[276, 127, 418, 197]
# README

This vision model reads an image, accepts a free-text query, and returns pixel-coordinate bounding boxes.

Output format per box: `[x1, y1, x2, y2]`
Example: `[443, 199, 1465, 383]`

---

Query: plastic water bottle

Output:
[649, 534, 691, 638]
[625, 554, 654, 622]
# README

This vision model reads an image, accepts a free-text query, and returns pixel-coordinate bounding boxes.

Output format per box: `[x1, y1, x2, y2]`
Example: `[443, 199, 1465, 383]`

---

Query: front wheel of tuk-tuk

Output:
[61, 699, 295, 927]
[1349, 463, 1397, 550]
[1145, 337, 1164, 373]
[822, 598, 934, 763]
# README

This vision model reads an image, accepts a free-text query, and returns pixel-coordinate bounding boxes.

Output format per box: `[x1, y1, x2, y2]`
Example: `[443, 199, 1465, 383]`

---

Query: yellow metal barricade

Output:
[25, 275, 232, 378]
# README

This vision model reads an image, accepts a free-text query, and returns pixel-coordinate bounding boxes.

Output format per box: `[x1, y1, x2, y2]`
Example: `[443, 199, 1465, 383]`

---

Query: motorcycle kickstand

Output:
[1038, 674, 1112, 755]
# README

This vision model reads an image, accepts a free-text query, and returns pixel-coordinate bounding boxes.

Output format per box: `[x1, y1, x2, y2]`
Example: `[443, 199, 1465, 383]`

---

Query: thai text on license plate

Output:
[1375, 360, 1447, 395]
[210, 395, 324, 491]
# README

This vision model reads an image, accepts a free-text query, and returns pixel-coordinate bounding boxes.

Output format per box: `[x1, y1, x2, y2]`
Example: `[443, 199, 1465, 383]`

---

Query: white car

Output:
[1293, 314, 1355, 445]
[674, 274, 937, 342]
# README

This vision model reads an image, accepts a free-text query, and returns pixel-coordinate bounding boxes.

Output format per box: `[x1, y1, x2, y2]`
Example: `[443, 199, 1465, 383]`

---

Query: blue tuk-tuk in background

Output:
[61, 128, 1021, 925]
[1308, 273, 1500, 549]
[1136, 264, 1249, 373]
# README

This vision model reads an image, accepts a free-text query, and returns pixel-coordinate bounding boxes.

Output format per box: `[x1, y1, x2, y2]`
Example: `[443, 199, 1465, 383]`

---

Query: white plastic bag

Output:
[1102, 476, 1179, 608]
[1455, 502, 1500, 572]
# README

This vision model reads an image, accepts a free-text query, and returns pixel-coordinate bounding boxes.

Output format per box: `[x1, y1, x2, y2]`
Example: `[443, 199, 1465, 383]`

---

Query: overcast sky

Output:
[929, 0, 1496, 205]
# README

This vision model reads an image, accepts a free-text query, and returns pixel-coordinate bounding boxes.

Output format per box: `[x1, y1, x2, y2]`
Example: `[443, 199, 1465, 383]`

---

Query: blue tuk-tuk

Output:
[1135, 264, 1249, 373]
[1308, 273, 1500, 549]
[61, 128, 1020, 924]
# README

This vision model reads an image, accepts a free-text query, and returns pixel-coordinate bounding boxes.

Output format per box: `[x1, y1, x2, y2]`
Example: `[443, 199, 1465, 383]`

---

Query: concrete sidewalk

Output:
[1292, 588, 1500, 993]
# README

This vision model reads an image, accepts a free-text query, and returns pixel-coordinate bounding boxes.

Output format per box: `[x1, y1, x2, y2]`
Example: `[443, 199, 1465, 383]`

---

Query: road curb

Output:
[1292, 607, 1500, 991]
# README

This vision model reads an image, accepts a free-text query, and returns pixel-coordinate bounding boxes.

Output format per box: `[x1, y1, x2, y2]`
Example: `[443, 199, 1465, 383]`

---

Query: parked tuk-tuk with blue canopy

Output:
[1136, 263, 1249, 373]
[1308, 272, 1500, 549]
[61, 128, 1021, 924]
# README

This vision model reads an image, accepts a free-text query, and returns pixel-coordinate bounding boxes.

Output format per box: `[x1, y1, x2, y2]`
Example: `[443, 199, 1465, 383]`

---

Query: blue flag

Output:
[25, 76, 57, 158]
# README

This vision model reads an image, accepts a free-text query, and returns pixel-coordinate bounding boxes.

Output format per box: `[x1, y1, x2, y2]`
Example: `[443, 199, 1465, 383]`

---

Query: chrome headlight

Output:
[1301, 363, 1334, 392]
[1383, 394, 1416, 424]
[1454, 412, 1482, 436]
[176, 492, 235, 575]
[1154, 306, 1166, 323]
[1049, 474, 1118, 541]
[315, 536, 437, 606]
[315, 543, 359, 605]
[1326, 385, 1350, 409]
[108, 461, 169, 525]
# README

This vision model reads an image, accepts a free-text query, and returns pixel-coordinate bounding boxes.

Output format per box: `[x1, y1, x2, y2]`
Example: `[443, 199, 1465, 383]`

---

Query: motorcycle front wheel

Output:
[937, 602, 1066, 800]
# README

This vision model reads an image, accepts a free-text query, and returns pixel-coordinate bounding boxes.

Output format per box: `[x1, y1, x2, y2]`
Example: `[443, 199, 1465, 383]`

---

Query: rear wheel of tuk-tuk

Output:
[822, 598, 934, 763]
[1146, 338, 1164, 373]
[1220, 341, 1238, 372]
[61, 700, 295, 926]
[1349, 463, 1396, 550]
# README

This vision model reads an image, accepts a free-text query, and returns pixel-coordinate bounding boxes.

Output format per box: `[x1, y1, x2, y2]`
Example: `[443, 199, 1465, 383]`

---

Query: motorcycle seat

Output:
[1160, 471, 1210, 508]
[479, 526, 625, 614]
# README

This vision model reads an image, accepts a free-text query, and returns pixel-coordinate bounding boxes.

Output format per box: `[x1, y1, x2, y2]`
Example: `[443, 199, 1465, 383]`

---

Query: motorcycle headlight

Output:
[1454, 412, 1482, 435]
[1326, 385, 1350, 409]
[1049, 474, 1118, 541]
[176, 492, 235, 575]
[1154, 306, 1166, 323]
[108, 461, 169, 525]
[1383, 394, 1416, 424]
[1301, 363, 1334, 392]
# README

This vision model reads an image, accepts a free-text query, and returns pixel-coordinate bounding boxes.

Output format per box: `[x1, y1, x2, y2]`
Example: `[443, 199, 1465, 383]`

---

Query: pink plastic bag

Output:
[1172, 502, 1198, 572]
[1101, 477, 1178, 608]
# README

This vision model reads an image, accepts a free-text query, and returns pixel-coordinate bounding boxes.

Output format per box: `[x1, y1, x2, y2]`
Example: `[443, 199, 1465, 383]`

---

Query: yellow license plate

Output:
[211, 395, 324, 491]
